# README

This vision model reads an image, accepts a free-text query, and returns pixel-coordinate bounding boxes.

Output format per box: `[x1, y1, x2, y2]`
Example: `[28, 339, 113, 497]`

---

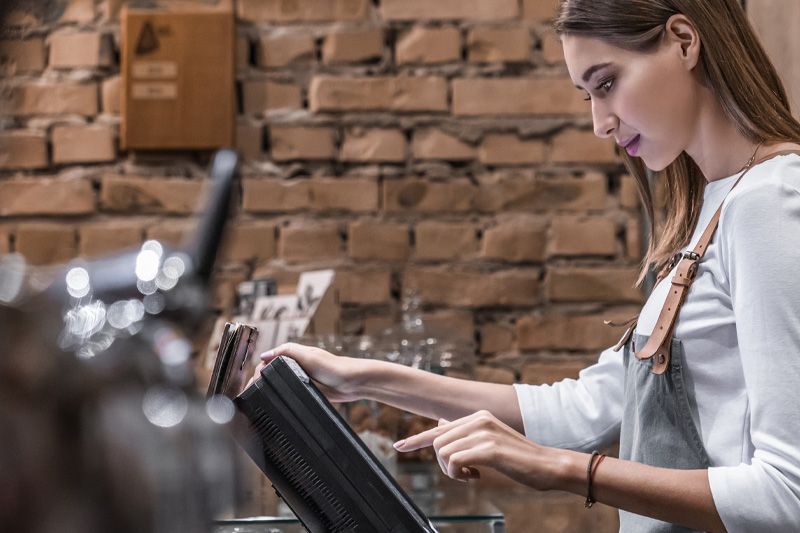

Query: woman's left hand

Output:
[393, 410, 560, 490]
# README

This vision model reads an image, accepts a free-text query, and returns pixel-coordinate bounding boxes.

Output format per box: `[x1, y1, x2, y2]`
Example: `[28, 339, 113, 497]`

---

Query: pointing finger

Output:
[394, 420, 452, 452]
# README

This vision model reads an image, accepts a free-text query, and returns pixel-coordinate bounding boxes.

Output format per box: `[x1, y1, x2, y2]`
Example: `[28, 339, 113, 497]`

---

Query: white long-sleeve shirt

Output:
[514, 154, 800, 532]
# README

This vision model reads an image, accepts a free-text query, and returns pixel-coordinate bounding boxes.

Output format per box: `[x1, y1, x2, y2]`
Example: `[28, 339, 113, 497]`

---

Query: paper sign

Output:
[131, 82, 177, 99]
[132, 61, 178, 79]
[296, 270, 335, 318]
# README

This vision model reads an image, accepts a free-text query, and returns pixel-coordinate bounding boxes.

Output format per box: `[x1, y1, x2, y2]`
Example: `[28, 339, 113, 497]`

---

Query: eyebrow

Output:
[574, 62, 613, 90]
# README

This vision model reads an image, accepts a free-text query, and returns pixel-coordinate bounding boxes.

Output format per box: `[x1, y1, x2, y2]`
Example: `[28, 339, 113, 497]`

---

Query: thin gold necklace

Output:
[738, 141, 764, 174]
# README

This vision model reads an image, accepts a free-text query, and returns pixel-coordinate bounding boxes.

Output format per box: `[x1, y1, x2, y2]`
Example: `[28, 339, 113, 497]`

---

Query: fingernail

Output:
[261, 350, 274, 360]
[393, 439, 406, 450]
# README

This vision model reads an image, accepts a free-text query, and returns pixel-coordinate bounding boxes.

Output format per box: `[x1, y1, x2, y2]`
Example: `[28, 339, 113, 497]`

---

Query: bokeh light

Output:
[142, 386, 188, 428]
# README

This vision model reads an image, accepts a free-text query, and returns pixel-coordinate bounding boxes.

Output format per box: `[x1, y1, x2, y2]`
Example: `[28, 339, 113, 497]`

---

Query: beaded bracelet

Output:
[585, 450, 606, 508]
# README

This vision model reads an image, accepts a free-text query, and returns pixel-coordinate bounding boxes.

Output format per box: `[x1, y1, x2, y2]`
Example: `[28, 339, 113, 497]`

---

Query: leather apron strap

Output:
[635, 149, 800, 374]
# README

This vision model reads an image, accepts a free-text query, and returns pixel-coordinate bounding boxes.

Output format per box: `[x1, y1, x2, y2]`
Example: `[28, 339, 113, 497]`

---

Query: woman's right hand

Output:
[250, 342, 363, 403]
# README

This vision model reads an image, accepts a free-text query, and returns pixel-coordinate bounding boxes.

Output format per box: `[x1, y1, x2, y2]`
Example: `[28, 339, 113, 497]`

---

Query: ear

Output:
[664, 14, 701, 70]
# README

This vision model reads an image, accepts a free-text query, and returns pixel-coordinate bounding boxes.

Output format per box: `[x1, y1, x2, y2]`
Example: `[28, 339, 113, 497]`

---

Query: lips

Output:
[619, 135, 641, 157]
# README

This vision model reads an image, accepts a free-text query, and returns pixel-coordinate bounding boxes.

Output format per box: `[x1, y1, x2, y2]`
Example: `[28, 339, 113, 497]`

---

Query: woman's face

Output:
[562, 33, 701, 171]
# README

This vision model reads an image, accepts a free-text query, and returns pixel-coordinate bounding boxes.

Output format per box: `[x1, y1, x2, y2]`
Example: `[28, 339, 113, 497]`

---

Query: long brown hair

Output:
[555, 0, 800, 283]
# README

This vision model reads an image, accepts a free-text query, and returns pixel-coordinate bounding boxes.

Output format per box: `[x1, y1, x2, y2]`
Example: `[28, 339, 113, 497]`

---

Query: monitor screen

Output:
[208, 323, 438, 533]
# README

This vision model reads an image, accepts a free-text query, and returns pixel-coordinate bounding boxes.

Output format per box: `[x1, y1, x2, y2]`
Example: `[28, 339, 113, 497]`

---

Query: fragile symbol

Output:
[135, 22, 159, 55]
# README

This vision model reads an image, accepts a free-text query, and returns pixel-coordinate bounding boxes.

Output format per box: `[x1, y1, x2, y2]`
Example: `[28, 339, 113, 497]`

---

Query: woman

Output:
[255, 0, 800, 530]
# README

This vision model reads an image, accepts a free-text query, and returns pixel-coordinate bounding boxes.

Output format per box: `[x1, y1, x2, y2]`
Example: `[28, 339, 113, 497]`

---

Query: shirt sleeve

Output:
[513, 346, 624, 452]
[709, 173, 800, 532]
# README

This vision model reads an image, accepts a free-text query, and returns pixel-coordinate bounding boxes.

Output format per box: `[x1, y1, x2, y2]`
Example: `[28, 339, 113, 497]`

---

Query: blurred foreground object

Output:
[0, 150, 241, 532]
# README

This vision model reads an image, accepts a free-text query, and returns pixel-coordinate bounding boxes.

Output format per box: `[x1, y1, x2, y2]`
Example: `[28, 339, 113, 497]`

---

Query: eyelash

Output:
[584, 78, 615, 101]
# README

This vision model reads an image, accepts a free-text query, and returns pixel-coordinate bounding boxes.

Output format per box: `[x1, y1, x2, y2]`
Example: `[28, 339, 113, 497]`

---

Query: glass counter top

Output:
[213, 461, 504, 532]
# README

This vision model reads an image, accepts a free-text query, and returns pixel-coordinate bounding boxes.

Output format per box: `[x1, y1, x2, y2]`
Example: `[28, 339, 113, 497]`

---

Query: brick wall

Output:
[1, 0, 639, 528]
[748, 0, 800, 121]
[0, 0, 644, 380]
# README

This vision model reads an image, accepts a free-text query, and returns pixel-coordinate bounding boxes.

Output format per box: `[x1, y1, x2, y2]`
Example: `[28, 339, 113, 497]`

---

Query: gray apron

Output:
[618, 332, 711, 533]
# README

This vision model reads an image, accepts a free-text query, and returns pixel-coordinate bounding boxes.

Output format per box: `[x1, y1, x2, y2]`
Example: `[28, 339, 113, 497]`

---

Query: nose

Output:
[591, 100, 617, 139]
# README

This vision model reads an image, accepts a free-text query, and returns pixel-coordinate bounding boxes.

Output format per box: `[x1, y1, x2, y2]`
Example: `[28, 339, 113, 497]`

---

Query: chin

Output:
[644, 159, 670, 172]
[641, 151, 680, 172]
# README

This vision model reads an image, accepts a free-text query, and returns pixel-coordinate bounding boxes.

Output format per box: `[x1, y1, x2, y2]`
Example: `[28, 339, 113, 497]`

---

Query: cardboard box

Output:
[121, 6, 235, 150]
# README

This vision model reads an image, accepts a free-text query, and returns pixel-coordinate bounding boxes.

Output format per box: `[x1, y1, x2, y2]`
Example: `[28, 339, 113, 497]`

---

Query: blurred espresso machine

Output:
[0, 151, 241, 533]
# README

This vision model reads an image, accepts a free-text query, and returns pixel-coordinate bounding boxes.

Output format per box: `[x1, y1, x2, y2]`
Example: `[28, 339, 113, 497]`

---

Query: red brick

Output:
[481, 222, 547, 262]
[237, 34, 251, 69]
[101, 75, 121, 114]
[52, 124, 116, 164]
[551, 129, 618, 164]
[238, 0, 369, 22]
[322, 28, 384, 64]
[382, 0, 518, 21]
[236, 120, 264, 161]
[4, 9, 39, 27]
[309, 75, 448, 112]
[0, 228, 9, 256]
[0, 39, 46, 74]
[242, 178, 311, 212]
[619, 175, 640, 209]
[517, 313, 634, 351]
[0, 131, 48, 170]
[49, 31, 114, 69]
[404, 267, 539, 307]
[337, 269, 392, 304]
[626, 218, 644, 261]
[210, 269, 250, 313]
[340, 128, 406, 163]
[476, 173, 607, 212]
[467, 27, 531, 63]
[480, 322, 515, 353]
[269, 126, 336, 161]
[219, 222, 276, 263]
[414, 221, 478, 260]
[364, 315, 396, 334]
[523, 0, 560, 21]
[412, 128, 476, 161]
[256, 32, 316, 67]
[396, 27, 461, 64]
[545, 267, 642, 303]
[541, 32, 565, 64]
[476, 364, 517, 385]
[549, 216, 617, 257]
[309, 178, 379, 212]
[99, 0, 124, 22]
[78, 222, 143, 258]
[452, 78, 588, 116]
[146, 221, 194, 248]
[422, 309, 475, 340]
[242, 81, 303, 114]
[100, 175, 203, 214]
[0, 177, 94, 216]
[383, 178, 475, 213]
[61, 0, 95, 22]
[279, 225, 342, 263]
[348, 220, 410, 261]
[479, 134, 546, 165]
[359, 315, 397, 336]
[521, 362, 587, 386]
[15, 224, 76, 265]
[2, 83, 98, 116]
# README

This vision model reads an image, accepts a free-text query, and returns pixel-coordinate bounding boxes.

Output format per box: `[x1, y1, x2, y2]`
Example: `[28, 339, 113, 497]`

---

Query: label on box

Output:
[131, 82, 178, 100]
[132, 61, 178, 79]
